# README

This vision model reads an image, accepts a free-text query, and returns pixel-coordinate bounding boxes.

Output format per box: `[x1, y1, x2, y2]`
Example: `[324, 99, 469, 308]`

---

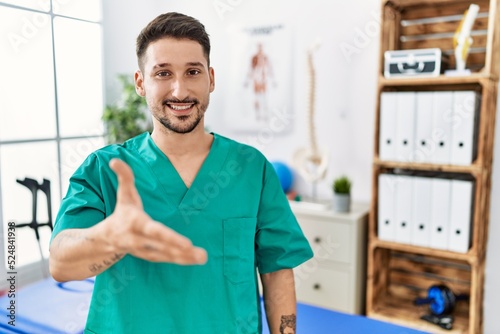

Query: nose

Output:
[171, 77, 189, 100]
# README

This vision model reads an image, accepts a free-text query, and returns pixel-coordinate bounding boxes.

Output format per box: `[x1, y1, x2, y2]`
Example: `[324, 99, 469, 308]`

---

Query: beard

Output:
[150, 97, 209, 134]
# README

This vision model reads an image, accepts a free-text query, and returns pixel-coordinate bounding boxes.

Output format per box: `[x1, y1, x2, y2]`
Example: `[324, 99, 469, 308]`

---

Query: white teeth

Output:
[170, 104, 192, 111]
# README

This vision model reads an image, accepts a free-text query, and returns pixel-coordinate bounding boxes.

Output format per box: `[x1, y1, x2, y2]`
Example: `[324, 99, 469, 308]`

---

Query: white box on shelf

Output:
[394, 175, 413, 244]
[430, 178, 451, 250]
[378, 174, 397, 242]
[451, 91, 479, 165]
[411, 176, 432, 248]
[448, 180, 474, 253]
[431, 92, 454, 164]
[395, 92, 416, 162]
[379, 92, 398, 161]
[414, 92, 434, 164]
[384, 48, 447, 78]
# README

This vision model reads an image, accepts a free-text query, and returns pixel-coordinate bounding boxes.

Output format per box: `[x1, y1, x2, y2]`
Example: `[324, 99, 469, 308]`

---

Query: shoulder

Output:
[75, 133, 149, 175]
[88, 132, 149, 162]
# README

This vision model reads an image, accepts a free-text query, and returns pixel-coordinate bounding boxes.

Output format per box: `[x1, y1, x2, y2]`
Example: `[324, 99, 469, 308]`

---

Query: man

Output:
[49, 12, 313, 334]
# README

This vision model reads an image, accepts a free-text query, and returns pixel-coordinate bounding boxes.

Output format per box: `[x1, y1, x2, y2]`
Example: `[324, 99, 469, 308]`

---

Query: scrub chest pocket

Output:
[223, 218, 257, 284]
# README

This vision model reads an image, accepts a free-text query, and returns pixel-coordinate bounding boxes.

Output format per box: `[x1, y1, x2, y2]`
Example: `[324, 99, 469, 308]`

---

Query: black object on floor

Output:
[15, 177, 53, 276]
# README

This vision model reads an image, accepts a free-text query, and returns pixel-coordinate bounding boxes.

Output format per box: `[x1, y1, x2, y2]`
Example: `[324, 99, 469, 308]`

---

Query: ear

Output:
[209, 67, 215, 93]
[135, 70, 145, 97]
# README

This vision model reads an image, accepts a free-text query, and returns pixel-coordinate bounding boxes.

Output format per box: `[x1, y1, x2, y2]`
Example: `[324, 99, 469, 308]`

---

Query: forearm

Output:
[49, 219, 123, 282]
[261, 269, 297, 334]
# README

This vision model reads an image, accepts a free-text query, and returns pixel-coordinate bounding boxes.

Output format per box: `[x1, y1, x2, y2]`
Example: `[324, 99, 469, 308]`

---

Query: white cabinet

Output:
[291, 201, 369, 315]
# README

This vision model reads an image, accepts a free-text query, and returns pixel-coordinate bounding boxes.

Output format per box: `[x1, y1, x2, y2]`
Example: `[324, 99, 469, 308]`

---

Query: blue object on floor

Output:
[261, 301, 431, 334]
[0, 278, 93, 334]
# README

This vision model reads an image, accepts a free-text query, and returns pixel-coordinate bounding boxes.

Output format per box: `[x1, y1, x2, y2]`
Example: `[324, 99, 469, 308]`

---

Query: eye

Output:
[187, 69, 201, 76]
[156, 71, 170, 77]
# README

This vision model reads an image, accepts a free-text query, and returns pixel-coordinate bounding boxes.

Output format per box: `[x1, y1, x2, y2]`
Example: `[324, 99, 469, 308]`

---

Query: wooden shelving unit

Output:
[366, 1, 500, 333]
[378, 73, 498, 86]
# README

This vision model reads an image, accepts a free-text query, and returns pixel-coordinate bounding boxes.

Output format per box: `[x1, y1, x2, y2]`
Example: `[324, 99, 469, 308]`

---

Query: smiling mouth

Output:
[168, 103, 194, 111]
[164, 100, 197, 115]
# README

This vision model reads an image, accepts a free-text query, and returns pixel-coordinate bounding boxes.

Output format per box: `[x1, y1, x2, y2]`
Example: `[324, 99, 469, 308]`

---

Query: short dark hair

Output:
[136, 12, 211, 70]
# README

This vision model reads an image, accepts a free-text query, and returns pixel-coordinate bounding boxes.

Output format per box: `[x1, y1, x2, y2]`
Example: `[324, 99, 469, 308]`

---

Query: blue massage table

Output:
[261, 302, 430, 334]
[0, 278, 93, 334]
[0, 278, 430, 333]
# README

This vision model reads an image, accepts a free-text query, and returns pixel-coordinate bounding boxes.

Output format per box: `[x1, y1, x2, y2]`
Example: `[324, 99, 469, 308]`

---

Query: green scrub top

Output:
[52, 132, 313, 334]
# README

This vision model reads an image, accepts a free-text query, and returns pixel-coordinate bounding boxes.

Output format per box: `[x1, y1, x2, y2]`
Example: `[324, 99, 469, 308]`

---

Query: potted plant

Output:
[102, 74, 152, 144]
[332, 175, 352, 213]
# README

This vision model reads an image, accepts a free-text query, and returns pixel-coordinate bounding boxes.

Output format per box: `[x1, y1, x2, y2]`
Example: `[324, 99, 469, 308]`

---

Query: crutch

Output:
[16, 177, 53, 278]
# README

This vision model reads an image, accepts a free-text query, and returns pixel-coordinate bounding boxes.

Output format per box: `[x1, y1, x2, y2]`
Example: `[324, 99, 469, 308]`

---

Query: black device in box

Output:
[384, 48, 448, 78]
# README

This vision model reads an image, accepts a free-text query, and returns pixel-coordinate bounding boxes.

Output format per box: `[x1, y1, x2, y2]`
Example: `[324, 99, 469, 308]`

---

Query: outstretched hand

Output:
[106, 159, 207, 265]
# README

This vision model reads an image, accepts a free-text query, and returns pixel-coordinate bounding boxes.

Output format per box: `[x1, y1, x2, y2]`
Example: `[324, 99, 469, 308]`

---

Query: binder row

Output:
[379, 91, 480, 165]
[378, 174, 474, 253]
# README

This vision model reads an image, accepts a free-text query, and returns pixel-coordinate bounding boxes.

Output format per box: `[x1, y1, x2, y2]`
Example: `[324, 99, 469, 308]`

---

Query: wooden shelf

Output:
[373, 158, 484, 175]
[370, 238, 475, 264]
[368, 294, 469, 334]
[367, 248, 473, 333]
[367, 1, 500, 333]
[379, 73, 497, 87]
[385, 0, 486, 10]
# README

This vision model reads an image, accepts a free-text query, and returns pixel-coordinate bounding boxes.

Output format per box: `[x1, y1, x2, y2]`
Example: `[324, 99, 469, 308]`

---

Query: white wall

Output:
[103, 0, 378, 203]
[483, 87, 500, 334]
[172, 0, 379, 203]
[102, 1, 499, 333]
[102, 0, 160, 103]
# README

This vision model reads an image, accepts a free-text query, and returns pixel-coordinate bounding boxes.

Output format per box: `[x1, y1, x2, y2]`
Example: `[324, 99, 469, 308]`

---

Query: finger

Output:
[139, 220, 208, 264]
[129, 234, 208, 265]
[142, 220, 193, 249]
[174, 246, 208, 265]
[109, 159, 143, 208]
[191, 247, 208, 264]
[149, 245, 207, 265]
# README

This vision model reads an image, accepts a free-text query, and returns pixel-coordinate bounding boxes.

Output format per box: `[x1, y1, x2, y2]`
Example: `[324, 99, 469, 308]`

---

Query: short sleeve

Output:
[255, 161, 313, 274]
[50, 154, 107, 243]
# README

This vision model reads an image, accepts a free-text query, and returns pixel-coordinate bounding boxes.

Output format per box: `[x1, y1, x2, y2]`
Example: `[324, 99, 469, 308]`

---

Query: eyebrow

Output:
[152, 62, 205, 69]
[186, 62, 205, 67]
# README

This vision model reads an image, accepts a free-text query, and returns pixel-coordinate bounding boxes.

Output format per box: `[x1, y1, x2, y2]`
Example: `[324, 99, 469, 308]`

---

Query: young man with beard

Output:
[49, 12, 312, 334]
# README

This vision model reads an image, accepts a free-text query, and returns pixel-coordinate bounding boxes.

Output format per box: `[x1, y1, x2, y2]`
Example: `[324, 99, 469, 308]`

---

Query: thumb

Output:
[110, 159, 143, 208]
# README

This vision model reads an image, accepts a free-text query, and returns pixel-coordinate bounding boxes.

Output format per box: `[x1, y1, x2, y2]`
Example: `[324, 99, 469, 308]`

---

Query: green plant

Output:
[332, 176, 352, 194]
[102, 74, 152, 144]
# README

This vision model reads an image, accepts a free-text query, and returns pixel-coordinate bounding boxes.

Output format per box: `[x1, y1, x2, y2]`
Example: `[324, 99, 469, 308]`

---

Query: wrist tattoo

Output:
[89, 253, 124, 273]
[280, 314, 296, 334]
[88, 263, 103, 273]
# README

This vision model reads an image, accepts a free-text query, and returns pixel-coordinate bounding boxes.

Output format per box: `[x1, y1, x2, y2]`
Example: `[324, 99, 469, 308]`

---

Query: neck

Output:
[151, 123, 213, 158]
